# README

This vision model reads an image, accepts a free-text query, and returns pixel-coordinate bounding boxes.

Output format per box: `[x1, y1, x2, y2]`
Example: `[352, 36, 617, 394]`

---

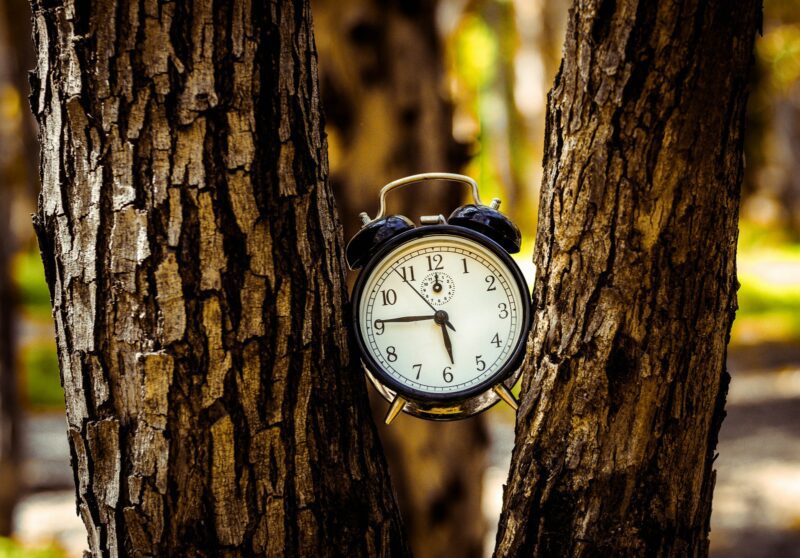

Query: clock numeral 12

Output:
[427, 254, 444, 271]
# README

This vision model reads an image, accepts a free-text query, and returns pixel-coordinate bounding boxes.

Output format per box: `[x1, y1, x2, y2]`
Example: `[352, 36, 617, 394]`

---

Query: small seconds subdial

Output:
[420, 272, 455, 305]
[356, 233, 527, 399]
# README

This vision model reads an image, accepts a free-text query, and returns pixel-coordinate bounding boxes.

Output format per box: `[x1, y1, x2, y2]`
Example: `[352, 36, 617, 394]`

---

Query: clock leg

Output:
[384, 395, 407, 425]
[494, 385, 519, 411]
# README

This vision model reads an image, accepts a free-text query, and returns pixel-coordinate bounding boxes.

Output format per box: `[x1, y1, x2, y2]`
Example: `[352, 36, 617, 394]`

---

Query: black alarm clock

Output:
[346, 173, 532, 423]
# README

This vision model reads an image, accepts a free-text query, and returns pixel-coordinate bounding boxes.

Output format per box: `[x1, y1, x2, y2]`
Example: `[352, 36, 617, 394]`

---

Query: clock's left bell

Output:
[345, 215, 415, 269]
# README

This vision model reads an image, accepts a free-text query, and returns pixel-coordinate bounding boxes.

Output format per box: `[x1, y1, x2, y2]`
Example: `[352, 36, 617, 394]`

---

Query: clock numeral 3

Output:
[475, 355, 486, 371]
[412, 363, 422, 379]
[498, 302, 509, 319]
[427, 254, 444, 271]
[386, 346, 398, 362]
[491, 333, 502, 348]
[399, 265, 416, 282]
[381, 289, 397, 306]
[485, 275, 496, 291]
[442, 366, 453, 383]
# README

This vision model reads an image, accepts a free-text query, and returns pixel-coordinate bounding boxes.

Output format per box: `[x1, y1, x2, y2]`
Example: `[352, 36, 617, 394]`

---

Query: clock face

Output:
[353, 228, 530, 401]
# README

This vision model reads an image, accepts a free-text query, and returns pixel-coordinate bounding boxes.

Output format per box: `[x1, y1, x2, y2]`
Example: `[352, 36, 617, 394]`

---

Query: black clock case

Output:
[350, 224, 532, 404]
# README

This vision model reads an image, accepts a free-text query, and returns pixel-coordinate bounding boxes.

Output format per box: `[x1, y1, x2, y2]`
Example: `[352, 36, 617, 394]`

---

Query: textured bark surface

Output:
[496, 1, 761, 556]
[313, 2, 486, 557]
[30, 0, 407, 555]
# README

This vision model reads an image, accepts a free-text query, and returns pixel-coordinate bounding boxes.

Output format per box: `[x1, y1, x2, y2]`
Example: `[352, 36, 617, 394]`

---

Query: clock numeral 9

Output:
[427, 254, 444, 271]
[485, 275, 497, 291]
[442, 366, 453, 383]
[475, 355, 486, 371]
[498, 302, 509, 319]
[412, 363, 422, 379]
[381, 289, 397, 306]
[386, 346, 398, 362]
[374, 320, 385, 335]
[491, 333, 502, 348]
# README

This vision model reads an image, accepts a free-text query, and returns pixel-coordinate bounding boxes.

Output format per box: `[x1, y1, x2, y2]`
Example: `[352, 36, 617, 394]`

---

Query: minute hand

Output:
[378, 315, 435, 323]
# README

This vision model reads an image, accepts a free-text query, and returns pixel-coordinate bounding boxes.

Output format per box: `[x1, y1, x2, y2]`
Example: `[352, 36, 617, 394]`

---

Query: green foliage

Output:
[733, 230, 800, 344]
[20, 340, 64, 411]
[0, 538, 65, 558]
[14, 248, 51, 318]
[757, 23, 800, 92]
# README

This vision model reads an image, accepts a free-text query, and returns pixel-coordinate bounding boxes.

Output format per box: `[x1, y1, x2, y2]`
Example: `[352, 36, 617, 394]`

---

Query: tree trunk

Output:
[0, 0, 23, 535]
[29, 0, 407, 555]
[313, 0, 470, 241]
[312, 2, 486, 557]
[496, 1, 761, 556]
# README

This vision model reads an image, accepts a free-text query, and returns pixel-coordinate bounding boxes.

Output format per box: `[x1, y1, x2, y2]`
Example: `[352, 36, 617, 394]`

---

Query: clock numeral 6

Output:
[374, 320, 385, 335]
[427, 254, 444, 271]
[475, 355, 486, 371]
[381, 289, 397, 306]
[498, 302, 509, 319]
[412, 363, 422, 379]
[442, 366, 453, 383]
[386, 346, 398, 362]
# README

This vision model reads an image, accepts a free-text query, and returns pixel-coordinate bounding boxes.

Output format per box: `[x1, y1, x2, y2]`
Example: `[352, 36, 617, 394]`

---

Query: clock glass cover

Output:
[354, 230, 529, 401]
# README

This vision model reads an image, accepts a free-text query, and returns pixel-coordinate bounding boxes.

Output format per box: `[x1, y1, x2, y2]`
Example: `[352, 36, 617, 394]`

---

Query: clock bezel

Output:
[351, 224, 532, 403]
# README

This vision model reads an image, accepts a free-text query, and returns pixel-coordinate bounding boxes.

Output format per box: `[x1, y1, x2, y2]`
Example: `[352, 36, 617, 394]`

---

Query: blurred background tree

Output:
[313, 1, 485, 556]
[1, 0, 799, 556]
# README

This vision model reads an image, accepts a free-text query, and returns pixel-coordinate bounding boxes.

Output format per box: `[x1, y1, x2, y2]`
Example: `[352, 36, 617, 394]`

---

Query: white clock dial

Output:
[356, 233, 528, 398]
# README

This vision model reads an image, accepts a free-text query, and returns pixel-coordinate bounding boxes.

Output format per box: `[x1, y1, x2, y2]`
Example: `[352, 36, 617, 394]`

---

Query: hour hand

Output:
[378, 315, 435, 324]
[440, 322, 454, 364]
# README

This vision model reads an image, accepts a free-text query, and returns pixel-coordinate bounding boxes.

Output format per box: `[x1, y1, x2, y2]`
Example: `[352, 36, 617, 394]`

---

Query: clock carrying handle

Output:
[364, 173, 484, 225]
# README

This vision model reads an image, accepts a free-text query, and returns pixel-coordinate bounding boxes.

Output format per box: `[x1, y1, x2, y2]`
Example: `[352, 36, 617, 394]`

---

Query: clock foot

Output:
[384, 395, 407, 425]
[494, 385, 519, 411]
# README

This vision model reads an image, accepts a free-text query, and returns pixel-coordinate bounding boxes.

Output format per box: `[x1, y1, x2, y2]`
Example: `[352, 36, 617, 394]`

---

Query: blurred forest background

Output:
[1, 0, 799, 556]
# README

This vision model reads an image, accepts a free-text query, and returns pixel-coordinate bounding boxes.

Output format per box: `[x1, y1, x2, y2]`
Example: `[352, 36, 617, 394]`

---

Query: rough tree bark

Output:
[313, 2, 486, 557]
[30, 0, 407, 555]
[496, 1, 761, 556]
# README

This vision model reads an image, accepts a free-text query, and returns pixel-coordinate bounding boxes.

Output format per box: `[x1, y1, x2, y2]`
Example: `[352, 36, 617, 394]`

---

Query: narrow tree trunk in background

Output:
[0, 0, 22, 535]
[496, 1, 760, 556]
[0, 163, 18, 538]
[314, 0, 470, 240]
[314, 3, 487, 556]
[30, 0, 407, 555]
